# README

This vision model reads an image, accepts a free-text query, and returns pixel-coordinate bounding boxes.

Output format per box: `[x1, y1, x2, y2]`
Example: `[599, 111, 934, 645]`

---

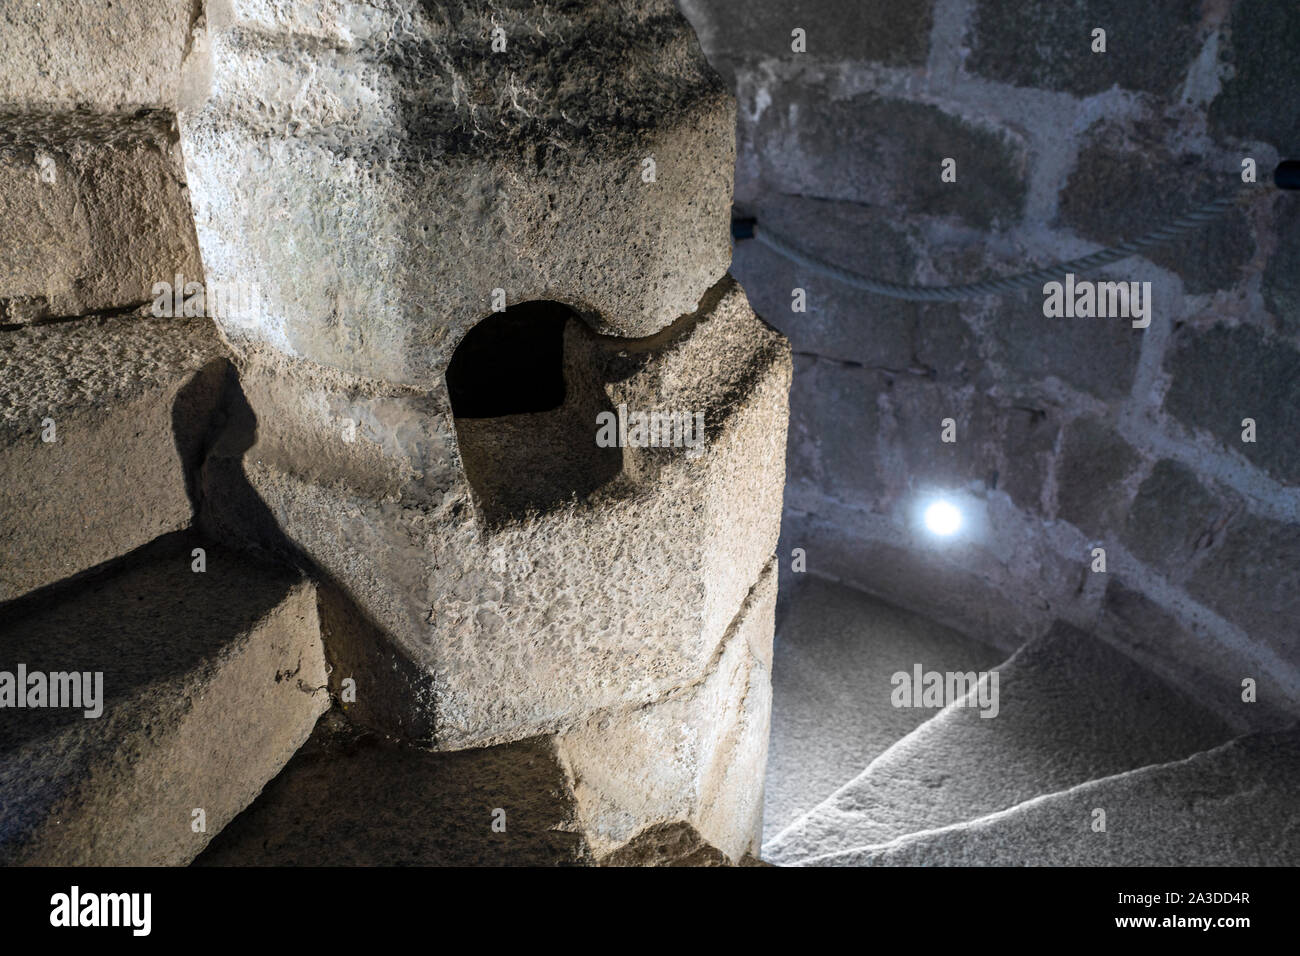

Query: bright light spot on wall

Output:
[923, 499, 963, 537]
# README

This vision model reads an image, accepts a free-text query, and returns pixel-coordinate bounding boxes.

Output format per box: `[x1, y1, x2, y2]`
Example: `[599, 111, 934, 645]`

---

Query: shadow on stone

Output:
[195, 709, 585, 866]
[196, 363, 439, 744]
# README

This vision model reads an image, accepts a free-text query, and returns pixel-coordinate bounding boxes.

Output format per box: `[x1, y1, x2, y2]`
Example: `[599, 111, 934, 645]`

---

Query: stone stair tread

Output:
[802, 725, 1300, 866]
[0, 309, 227, 601]
[763, 574, 1003, 844]
[0, 531, 327, 865]
[196, 709, 586, 866]
[765, 620, 1236, 864]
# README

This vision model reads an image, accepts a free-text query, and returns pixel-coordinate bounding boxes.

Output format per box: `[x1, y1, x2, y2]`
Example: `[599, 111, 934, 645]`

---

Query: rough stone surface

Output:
[780, 500, 1083, 657]
[1054, 415, 1142, 539]
[786, 357, 1057, 521]
[1163, 323, 1300, 486]
[1210, 0, 1300, 151]
[0, 532, 329, 866]
[203, 278, 790, 750]
[820, 728, 1300, 866]
[1263, 202, 1300, 340]
[0, 310, 228, 601]
[784, 357, 881, 508]
[178, 0, 736, 385]
[1058, 128, 1254, 295]
[677, 0, 934, 78]
[7, 0, 1295, 872]
[693, 0, 1300, 751]
[1096, 578, 1290, 731]
[0, 112, 202, 324]
[986, 291, 1144, 400]
[197, 710, 586, 866]
[967, 0, 1202, 98]
[598, 822, 729, 866]
[199, 708, 754, 867]
[732, 194, 974, 380]
[765, 621, 1234, 864]
[556, 558, 775, 862]
[1186, 512, 1300, 670]
[763, 575, 1003, 845]
[877, 379, 1049, 504]
[738, 90, 1028, 230]
[998, 405, 1061, 514]
[1121, 459, 1238, 581]
[0, 0, 197, 111]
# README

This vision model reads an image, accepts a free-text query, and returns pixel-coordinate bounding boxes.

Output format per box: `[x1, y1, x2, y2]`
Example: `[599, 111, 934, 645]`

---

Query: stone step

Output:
[198, 710, 762, 868]
[0, 309, 228, 601]
[763, 575, 1003, 845]
[806, 726, 1300, 866]
[0, 532, 329, 865]
[764, 621, 1236, 864]
[196, 709, 586, 867]
[0, 0, 195, 112]
[0, 111, 202, 326]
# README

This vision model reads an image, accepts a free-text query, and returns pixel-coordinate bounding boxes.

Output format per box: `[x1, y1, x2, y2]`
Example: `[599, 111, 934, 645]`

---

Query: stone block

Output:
[1121, 459, 1239, 581]
[739, 89, 1028, 230]
[598, 822, 735, 866]
[778, 504, 1078, 655]
[0, 533, 328, 865]
[1054, 415, 1142, 538]
[784, 355, 885, 508]
[766, 619, 1232, 864]
[555, 558, 775, 862]
[1097, 578, 1290, 728]
[827, 729, 1300, 866]
[0, 0, 196, 111]
[197, 710, 586, 866]
[0, 112, 202, 324]
[985, 289, 1144, 400]
[197, 698, 763, 866]
[787, 358, 1056, 519]
[878, 378, 1023, 500]
[1163, 322, 1300, 486]
[998, 405, 1060, 514]
[1210, 0, 1300, 151]
[967, 0, 1201, 98]
[1058, 128, 1254, 295]
[763, 575, 1004, 844]
[1187, 511, 1300, 671]
[201, 564, 777, 867]
[677, 0, 934, 78]
[0, 310, 228, 601]
[1263, 202, 1300, 341]
[732, 194, 976, 381]
[178, 0, 736, 386]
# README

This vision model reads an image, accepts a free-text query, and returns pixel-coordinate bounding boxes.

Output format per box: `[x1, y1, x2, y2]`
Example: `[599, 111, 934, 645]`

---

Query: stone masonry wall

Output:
[678, 0, 1300, 726]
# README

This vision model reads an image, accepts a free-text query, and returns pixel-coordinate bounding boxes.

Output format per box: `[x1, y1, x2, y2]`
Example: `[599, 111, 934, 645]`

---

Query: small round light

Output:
[923, 499, 963, 537]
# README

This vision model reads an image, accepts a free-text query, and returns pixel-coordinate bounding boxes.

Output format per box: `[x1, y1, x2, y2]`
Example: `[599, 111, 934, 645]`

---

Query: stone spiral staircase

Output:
[0, 224, 786, 868]
[4, 0, 1297, 870]
[0, 311, 779, 866]
[762, 575, 1300, 867]
[2, 315, 1294, 868]
[1, 0, 784, 868]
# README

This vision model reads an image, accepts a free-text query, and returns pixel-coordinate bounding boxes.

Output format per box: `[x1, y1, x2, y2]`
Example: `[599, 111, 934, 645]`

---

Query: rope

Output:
[748, 189, 1253, 302]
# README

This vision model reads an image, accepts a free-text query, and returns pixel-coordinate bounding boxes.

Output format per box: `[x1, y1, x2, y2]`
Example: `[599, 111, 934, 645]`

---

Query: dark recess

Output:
[446, 301, 572, 418]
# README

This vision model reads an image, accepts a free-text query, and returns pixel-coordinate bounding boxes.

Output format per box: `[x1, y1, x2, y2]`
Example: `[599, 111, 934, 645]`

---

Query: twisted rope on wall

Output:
[738, 184, 1265, 303]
